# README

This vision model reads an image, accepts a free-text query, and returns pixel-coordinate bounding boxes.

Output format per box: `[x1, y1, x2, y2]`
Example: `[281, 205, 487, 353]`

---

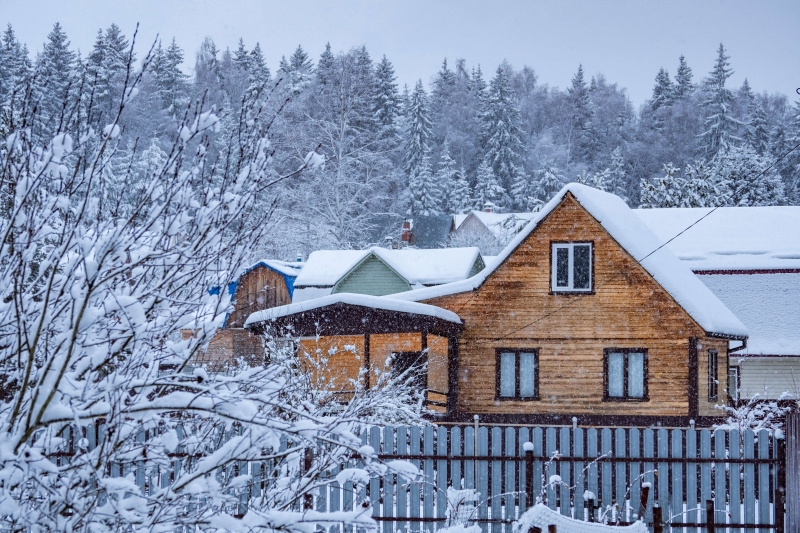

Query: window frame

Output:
[707, 349, 718, 401]
[603, 348, 649, 402]
[727, 365, 740, 405]
[550, 241, 594, 294]
[495, 348, 540, 401]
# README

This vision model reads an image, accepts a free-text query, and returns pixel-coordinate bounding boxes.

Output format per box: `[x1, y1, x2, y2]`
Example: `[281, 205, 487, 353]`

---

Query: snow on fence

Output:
[49, 423, 787, 533]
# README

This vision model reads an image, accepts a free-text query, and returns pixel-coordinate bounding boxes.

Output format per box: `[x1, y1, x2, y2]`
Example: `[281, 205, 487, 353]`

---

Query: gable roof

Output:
[635, 206, 800, 271]
[390, 183, 748, 339]
[293, 247, 484, 288]
[454, 211, 537, 240]
[409, 215, 454, 248]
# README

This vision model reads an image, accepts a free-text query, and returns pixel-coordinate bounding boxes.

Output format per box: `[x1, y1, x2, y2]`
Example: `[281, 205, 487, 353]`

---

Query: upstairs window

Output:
[708, 349, 719, 401]
[552, 242, 593, 292]
[496, 349, 539, 400]
[604, 348, 648, 401]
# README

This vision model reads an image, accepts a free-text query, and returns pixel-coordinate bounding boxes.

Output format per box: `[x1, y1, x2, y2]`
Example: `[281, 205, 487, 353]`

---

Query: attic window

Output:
[551, 242, 593, 292]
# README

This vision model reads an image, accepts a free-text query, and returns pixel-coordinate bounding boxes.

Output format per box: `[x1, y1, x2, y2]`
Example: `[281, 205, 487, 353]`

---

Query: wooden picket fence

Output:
[315, 424, 788, 533]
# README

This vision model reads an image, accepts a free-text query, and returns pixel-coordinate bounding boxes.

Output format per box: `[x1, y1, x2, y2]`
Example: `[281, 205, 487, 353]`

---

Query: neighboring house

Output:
[190, 259, 302, 370]
[636, 206, 800, 402]
[247, 184, 746, 426]
[407, 216, 455, 248]
[291, 247, 485, 303]
[450, 210, 537, 254]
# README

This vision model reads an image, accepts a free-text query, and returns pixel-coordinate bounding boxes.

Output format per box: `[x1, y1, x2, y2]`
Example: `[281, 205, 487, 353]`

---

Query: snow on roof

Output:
[240, 259, 303, 279]
[244, 292, 462, 326]
[697, 272, 800, 356]
[390, 183, 748, 339]
[635, 206, 800, 271]
[293, 247, 482, 288]
[454, 211, 537, 239]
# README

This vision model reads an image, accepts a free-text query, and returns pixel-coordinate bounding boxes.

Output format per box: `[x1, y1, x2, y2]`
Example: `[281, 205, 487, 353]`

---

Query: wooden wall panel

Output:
[427, 335, 449, 394]
[298, 335, 365, 392]
[424, 194, 716, 418]
[698, 338, 729, 416]
[370, 333, 422, 384]
[227, 266, 292, 328]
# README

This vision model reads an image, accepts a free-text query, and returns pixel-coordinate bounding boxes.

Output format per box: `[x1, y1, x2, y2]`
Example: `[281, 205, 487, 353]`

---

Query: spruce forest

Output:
[2, 22, 798, 260]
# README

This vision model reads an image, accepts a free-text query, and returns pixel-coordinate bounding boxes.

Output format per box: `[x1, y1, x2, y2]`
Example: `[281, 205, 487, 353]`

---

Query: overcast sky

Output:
[2, 0, 798, 105]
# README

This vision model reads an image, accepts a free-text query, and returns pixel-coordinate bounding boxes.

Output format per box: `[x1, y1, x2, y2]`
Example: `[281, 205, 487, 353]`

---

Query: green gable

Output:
[332, 254, 411, 296]
[468, 255, 486, 277]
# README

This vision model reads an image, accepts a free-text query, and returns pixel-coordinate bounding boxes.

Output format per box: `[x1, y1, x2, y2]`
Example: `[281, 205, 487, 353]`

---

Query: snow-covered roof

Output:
[239, 259, 303, 279]
[454, 211, 537, 239]
[697, 272, 800, 356]
[635, 206, 800, 271]
[293, 247, 482, 288]
[244, 292, 462, 326]
[391, 183, 748, 339]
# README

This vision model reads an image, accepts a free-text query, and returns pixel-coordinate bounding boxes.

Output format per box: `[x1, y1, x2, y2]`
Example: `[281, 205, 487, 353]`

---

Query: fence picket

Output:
[700, 429, 712, 527]
[451, 426, 462, 492]
[628, 428, 640, 524]
[477, 426, 489, 533]
[423, 426, 435, 533]
[532, 427, 543, 507]
[671, 429, 683, 527]
[573, 427, 585, 521]
[744, 429, 755, 533]
[757, 429, 771, 526]
[438, 426, 449, 527]
[614, 428, 626, 523]
[545, 427, 558, 510]
[642, 429, 655, 526]
[383, 426, 395, 533]
[601, 428, 612, 519]
[518, 428, 530, 513]
[464, 425, 475, 493]
[396, 426, 408, 532]
[685, 428, 697, 533]
[714, 429, 727, 529]
[586, 428, 599, 521]
[729, 429, 741, 533]
[491, 427, 503, 533]
[656, 428, 669, 516]
[559, 427, 571, 518]
[505, 427, 517, 527]
[370, 427, 381, 519]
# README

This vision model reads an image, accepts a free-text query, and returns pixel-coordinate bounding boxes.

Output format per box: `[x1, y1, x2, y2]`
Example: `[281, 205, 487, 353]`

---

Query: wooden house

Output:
[291, 247, 485, 302]
[636, 206, 800, 403]
[247, 184, 747, 426]
[190, 260, 302, 370]
[450, 209, 537, 255]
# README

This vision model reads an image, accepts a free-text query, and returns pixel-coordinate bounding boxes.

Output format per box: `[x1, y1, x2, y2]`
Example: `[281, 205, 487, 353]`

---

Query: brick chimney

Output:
[401, 220, 412, 243]
[483, 201, 497, 213]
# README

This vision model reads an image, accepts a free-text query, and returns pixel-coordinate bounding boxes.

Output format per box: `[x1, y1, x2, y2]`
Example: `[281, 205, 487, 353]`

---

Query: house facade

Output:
[246, 184, 747, 426]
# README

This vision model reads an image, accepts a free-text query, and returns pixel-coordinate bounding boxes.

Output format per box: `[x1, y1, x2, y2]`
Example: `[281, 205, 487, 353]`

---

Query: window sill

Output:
[495, 396, 541, 402]
[603, 396, 649, 402]
[550, 290, 595, 295]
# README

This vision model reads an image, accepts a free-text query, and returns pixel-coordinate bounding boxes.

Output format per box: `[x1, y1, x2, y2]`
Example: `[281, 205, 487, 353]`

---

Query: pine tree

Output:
[567, 64, 593, 164]
[86, 24, 130, 123]
[373, 55, 399, 129]
[713, 143, 784, 206]
[470, 65, 487, 100]
[473, 159, 505, 209]
[744, 102, 770, 155]
[33, 23, 76, 135]
[685, 159, 729, 207]
[650, 67, 673, 110]
[248, 43, 270, 86]
[434, 143, 457, 212]
[608, 147, 627, 197]
[532, 166, 565, 204]
[233, 39, 250, 72]
[278, 45, 313, 93]
[673, 55, 694, 99]
[409, 155, 441, 216]
[481, 62, 526, 207]
[403, 80, 433, 177]
[699, 43, 740, 156]
[0, 24, 30, 106]
[316, 42, 335, 86]
[639, 163, 688, 208]
[449, 166, 473, 214]
[152, 38, 189, 115]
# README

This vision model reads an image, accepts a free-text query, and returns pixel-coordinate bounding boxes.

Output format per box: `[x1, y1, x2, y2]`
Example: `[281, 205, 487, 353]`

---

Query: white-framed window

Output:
[551, 242, 593, 292]
[728, 366, 740, 403]
[496, 349, 539, 400]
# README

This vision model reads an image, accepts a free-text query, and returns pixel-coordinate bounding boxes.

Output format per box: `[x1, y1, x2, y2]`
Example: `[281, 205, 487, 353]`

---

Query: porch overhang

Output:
[244, 293, 463, 338]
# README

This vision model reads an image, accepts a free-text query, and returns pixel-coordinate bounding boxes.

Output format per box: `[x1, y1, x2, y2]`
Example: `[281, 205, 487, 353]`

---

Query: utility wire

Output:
[476, 139, 800, 344]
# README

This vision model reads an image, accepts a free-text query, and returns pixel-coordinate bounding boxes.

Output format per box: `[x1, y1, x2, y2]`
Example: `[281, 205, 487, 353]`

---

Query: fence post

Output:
[706, 499, 715, 533]
[777, 427, 786, 533]
[547, 526, 557, 533]
[652, 505, 662, 533]
[787, 413, 800, 533]
[524, 442, 534, 507]
[638, 483, 650, 521]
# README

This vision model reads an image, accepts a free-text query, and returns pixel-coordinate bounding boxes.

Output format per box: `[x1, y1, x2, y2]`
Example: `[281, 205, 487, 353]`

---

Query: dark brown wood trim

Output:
[729, 353, 800, 358]
[694, 268, 800, 275]
[494, 348, 540, 401]
[688, 337, 699, 419]
[602, 348, 649, 402]
[447, 337, 459, 415]
[549, 240, 595, 294]
[364, 333, 370, 389]
[438, 412, 725, 428]
[421, 332, 428, 353]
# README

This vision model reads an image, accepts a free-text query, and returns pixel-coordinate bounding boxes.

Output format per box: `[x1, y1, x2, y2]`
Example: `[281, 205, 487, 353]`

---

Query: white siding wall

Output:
[731, 357, 800, 399]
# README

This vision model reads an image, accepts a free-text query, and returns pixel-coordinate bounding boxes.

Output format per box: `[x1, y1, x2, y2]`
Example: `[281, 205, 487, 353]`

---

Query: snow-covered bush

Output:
[0, 36, 416, 532]
[715, 390, 799, 434]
